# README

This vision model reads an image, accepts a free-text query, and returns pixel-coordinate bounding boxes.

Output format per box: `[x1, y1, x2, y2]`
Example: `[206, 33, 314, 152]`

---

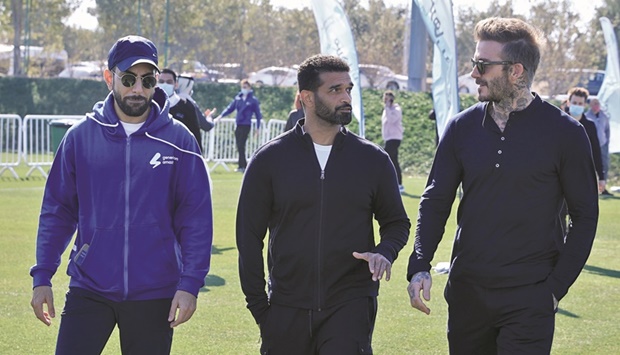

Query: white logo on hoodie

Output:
[150, 153, 162, 168]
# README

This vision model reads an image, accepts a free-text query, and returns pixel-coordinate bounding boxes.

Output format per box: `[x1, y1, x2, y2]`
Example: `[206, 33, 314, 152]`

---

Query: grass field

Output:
[1, 164, 619, 354]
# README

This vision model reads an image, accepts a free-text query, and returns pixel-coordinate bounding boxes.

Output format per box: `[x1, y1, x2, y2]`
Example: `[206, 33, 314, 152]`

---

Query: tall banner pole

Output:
[598, 17, 620, 153]
[412, 0, 459, 139]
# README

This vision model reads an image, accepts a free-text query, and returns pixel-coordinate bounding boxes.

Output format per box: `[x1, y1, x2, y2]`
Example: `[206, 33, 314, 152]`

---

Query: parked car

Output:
[168, 60, 219, 82]
[248, 66, 298, 87]
[58, 61, 103, 79]
[358, 64, 408, 90]
[207, 62, 246, 84]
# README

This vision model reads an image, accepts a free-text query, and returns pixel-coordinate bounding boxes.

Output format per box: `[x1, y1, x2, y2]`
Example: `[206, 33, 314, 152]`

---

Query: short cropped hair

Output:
[297, 54, 350, 92]
[567, 87, 589, 101]
[474, 17, 543, 86]
[241, 79, 251, 87]
[161, 68, 178, 82]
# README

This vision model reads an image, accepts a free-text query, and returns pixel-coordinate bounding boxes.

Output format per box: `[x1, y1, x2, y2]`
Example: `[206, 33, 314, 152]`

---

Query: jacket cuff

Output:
[31, 270, 54, 289]
[177, 277, 203, 297]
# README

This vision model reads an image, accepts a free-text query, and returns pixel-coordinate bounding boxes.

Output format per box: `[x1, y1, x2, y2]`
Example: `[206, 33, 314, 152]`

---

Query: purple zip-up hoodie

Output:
[30, 87, 213, 301]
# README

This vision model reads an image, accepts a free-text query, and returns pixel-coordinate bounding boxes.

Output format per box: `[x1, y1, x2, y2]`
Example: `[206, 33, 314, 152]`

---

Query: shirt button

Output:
[501, 137, 505, 141]
[498, 150, 503, 154]
[495, 163, 500, 168]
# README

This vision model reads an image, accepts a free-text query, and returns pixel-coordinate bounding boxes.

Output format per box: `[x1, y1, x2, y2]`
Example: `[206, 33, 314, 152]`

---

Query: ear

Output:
[104, 69, 114, 90]
[300, 90, 314, 108]
[511, 63, 526, 81]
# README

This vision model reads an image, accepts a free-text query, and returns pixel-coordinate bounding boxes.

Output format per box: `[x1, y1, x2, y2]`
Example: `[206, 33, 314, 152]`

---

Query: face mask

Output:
[241, 88, 250, 95]
[569, 104, 585, 116]
[158, 83, 175, 97]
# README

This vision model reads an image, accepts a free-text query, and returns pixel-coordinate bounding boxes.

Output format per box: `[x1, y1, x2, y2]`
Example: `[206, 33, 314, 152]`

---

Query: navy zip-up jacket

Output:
[408, 95, 598, 301]
[237, 120, 410, 324]
[30, 88, 213, 301]
[220, 90, 263, 129]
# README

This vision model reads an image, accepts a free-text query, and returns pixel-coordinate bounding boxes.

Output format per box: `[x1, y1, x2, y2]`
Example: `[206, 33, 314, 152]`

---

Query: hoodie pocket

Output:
[71, 228, 124, 293]
[127, 223, 180, 291]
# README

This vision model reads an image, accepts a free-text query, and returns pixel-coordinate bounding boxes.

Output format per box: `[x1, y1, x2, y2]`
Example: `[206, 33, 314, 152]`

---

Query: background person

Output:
[29, 35, 213, 355]
[586, 97, 613, 196]
[381, 90, 404, 192]
[284, 91, 304, 131]
[407, 18, 599, 354]
[236, 54, 410, 354]
[565, 87, 605, 192]
[215, 79, 263, 172]
[158, 68, 202, 148]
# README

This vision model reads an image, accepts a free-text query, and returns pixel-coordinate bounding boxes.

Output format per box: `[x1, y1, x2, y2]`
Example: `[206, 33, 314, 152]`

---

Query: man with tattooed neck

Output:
[406, 17, 598, 354]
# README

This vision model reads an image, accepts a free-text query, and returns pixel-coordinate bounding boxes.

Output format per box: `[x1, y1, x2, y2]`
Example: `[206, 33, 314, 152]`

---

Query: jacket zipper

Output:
[317, 168, 325, 311]
[123, 136, 131, 300]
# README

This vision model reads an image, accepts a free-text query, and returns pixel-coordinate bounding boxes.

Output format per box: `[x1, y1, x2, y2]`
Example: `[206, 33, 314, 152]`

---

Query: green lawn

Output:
[1, 164, 618, 354]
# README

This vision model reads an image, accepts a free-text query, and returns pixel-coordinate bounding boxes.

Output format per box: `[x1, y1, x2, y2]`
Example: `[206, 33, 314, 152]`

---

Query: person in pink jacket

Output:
[381, 90, 404, 192]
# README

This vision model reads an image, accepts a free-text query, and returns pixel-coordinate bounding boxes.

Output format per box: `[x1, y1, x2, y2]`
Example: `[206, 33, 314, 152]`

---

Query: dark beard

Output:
[314, 94, 352, 125]
[113, 89, 151, 117]
[478, 71, 515, 103]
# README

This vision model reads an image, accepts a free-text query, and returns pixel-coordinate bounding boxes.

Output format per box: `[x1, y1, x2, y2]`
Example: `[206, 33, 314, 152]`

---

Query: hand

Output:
[213, 115, 223, 124]
[31, 286, 55, 326]
[598, 180, 606, 194]
[168, 290, 197, 328]
[352, 252, 392, 281]
[204, 107, 217, 119]
[407, 271, 432, 315]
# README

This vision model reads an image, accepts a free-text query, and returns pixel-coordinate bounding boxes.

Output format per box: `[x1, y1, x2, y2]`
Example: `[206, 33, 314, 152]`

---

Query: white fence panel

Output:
[0, 114, 22, 178]
[205, 118, 287, 171]
[3, 114, 288, 178]
[22, 115, 83, 178]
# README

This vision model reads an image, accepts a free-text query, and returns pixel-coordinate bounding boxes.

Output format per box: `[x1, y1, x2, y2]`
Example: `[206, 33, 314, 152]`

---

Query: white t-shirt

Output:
[313, 143, 332, 170]
[120, 121, 145, 136]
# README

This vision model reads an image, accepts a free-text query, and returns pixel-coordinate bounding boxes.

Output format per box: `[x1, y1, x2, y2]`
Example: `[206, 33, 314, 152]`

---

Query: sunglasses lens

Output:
[120, 75, 136, 87]
[143, 76, 157, 89]
[477, 63, 484, 74]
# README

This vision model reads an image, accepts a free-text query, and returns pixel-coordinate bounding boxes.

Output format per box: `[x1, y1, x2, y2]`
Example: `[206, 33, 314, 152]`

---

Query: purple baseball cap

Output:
[107, 35, 159, 72]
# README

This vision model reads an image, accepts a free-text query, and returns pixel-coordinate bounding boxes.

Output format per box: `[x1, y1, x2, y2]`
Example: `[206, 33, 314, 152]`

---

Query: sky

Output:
[66, 0, 603, 31]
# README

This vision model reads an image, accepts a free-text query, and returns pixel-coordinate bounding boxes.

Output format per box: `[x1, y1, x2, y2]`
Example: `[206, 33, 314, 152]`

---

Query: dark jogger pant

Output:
[55, 287, 173, 355]
[259, 297, 377, 355]
[384, 139, 402, 185]
[235, 125, 252, 169]
[445, 279, 556, 355]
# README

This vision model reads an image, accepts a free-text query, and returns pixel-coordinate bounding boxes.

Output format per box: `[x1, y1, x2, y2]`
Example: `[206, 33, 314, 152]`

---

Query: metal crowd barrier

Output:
[22, 115, 84, 178]
[0, 114, 288, 178]
[0, 114, 22, 179]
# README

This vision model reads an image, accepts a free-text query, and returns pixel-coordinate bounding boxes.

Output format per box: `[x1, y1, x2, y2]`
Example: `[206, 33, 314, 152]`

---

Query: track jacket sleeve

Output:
[30, 131, 79, 288]
[371, 153, 410, 263]
[220, 96, 238, 118]
[236, 152, 272, 324]
[406, 120, 462, 280]
[173, 153, 213, 297]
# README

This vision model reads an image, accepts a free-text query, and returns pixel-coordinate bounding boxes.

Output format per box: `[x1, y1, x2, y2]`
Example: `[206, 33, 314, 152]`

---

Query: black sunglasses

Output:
[470, 58, 527, 75]
[113, 71, 157, 89]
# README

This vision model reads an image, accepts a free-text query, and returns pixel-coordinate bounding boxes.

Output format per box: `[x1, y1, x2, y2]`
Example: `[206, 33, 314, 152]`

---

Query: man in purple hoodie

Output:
[29, 35, 213, 355]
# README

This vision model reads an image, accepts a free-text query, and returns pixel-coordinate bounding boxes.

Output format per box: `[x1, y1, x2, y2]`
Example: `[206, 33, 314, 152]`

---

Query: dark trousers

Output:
[235, 125, 252, 169]
[55, 287, 173, 355]
[260, 297, 377, 355]
[384, 139, 402, 185]
[445, 279, 555, 355]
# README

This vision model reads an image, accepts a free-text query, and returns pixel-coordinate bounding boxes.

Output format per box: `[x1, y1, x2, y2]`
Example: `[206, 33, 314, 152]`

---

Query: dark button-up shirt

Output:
[407, 94, 598, 300]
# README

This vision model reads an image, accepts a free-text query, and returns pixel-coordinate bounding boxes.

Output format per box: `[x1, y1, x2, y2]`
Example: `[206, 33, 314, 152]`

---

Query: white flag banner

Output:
[412, 0, 459, 138]
[311, 0, 365, 137]
[598, 17, 620, 153]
